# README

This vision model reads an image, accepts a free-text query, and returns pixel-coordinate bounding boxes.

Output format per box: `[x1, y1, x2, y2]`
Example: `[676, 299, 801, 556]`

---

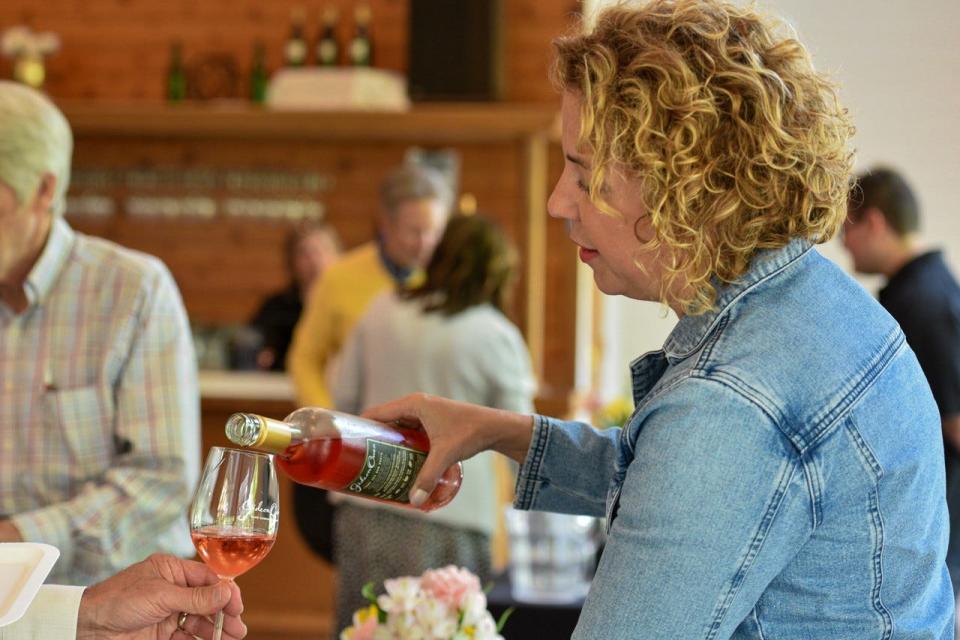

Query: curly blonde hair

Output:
[552, 0, 855, 313]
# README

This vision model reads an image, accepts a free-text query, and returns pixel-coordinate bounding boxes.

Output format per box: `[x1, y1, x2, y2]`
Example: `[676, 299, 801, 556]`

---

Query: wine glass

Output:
[190, 447, 279, 640]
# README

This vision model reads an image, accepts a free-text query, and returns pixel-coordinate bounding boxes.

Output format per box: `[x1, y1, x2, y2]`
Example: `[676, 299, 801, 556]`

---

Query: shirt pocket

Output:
[42, 386, 114, 480]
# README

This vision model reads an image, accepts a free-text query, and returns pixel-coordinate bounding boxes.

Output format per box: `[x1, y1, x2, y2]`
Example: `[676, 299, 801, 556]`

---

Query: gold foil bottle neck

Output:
[225, 413, 295, 454]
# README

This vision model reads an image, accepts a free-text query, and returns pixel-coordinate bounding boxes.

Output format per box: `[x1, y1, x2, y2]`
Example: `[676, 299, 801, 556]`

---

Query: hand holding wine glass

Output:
[190, 447, 279, 640]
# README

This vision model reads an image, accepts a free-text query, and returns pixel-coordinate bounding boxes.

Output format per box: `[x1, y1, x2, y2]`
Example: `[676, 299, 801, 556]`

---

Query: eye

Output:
[575, 179, 589, 194]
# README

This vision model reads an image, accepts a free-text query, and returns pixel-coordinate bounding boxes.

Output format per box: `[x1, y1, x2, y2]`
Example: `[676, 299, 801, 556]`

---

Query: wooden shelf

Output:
[60, 101, 559, 143]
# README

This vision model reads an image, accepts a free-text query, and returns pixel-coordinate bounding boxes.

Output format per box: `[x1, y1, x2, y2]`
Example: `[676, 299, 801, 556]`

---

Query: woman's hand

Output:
[363, 393, 535, 507]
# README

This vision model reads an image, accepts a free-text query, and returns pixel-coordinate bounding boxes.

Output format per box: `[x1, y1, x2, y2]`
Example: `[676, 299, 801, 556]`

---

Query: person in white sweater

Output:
[329, 214, 536, 631]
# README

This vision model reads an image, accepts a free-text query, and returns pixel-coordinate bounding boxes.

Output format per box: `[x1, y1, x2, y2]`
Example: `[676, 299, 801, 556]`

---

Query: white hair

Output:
[0, 81, 73, 217]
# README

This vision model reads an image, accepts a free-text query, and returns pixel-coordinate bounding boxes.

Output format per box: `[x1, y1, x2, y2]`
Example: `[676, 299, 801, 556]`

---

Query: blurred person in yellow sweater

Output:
[286, 163, 452, 561]
[287, 163, 452, 407]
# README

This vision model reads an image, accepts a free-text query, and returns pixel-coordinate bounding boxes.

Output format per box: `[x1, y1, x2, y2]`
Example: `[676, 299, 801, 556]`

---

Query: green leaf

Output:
[495, 606, 515, 633]
[360, 582, 378, 605]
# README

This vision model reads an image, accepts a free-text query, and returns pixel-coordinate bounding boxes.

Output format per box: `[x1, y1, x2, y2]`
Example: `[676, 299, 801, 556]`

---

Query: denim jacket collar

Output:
[627, 238, 813, 405]
[664, 238, 813, 362]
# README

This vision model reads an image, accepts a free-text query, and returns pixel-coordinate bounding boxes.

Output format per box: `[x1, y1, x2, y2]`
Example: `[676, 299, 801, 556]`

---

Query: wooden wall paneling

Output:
[0, 0, 577, 103]
[535, 142, 577, 417]
[0, 0, 408, 100]
[68, 130, 529, 327]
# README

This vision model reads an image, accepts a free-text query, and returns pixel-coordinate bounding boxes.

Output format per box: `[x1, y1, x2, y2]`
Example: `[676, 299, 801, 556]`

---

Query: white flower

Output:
[1, 26, 59, 58]
[1, 27, 31, 57]
[378, 577, 422, 615]
[459, 592, 490, 627]
[413, 598, 458, 639]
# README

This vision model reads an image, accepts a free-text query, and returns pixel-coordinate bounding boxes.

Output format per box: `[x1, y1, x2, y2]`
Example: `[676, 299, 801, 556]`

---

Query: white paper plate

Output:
[0, 543, 60, 627]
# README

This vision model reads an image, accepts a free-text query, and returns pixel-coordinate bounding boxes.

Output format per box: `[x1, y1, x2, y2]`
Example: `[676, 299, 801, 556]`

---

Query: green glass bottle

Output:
[316, 7, 340, 67]
[250, 42, 268, 103]
[166, 42, 187, 102]
[348, 5, 373, 67]
[284, 7, 308, 67]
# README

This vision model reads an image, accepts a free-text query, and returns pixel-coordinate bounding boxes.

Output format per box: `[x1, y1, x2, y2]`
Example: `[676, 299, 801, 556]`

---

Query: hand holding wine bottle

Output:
[190, 447, 279, 640]
[361, 393, 536, 507]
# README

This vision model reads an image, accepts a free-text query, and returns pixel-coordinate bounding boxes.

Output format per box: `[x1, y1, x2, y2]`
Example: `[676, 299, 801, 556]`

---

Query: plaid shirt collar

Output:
[25, 216, 76, 310]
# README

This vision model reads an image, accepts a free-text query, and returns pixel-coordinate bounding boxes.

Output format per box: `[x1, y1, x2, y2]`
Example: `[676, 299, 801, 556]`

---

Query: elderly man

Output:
[0, 81, 199, 585]
[287, 163, 452, 407]
[0, 553, 246, 640]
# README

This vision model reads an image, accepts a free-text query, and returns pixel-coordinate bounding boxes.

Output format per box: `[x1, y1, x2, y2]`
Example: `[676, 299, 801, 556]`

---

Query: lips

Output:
[578, 246, 599, 262]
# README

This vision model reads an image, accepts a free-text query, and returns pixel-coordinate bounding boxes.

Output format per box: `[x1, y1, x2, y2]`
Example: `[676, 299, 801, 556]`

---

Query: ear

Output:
[30, 172, 57, 218]
[862, 206, 891, 234]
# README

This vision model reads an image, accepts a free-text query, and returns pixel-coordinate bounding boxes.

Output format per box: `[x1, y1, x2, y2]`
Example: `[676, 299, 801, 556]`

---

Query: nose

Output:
[547, 179, 574, 222]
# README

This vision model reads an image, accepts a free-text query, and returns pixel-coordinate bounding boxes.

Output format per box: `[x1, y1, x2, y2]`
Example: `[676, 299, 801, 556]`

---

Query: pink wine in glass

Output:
[191, 526, 276, 578]
[225, 408, 462, 511]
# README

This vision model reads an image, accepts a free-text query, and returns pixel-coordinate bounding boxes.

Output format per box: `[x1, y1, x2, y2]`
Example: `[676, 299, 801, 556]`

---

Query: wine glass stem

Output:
[212, 577, 232, 640]
[213, 610, 225, 640]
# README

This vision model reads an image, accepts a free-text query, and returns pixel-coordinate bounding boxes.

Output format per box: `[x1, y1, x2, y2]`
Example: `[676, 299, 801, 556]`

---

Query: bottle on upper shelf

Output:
[316, 6, 340, 67]
[249, 41, 268, 103]
[225, 408, 463, 511]
[166, 41, 187, 102]
[348, 4, 373, 67]
[284, 7, 308, 67]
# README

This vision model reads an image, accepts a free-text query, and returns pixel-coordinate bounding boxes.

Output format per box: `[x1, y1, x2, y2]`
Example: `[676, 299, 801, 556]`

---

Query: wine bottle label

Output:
[285, 40, 307, 65]
[318, 41, 338, 65]
[349, 39, 370, 65]
[347, 439, 425, 503]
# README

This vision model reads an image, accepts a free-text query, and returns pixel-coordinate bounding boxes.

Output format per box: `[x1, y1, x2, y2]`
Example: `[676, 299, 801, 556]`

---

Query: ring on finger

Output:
[177, 612, 189, 630]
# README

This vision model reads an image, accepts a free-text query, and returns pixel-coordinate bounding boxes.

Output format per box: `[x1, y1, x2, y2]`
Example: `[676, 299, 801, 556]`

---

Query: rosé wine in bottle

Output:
[191, 526, 276, 578]
[225, 408, 462, 511]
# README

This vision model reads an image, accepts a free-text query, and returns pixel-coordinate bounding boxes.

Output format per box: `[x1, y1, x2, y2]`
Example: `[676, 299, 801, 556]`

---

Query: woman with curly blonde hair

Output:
[364, 1, 954, 636]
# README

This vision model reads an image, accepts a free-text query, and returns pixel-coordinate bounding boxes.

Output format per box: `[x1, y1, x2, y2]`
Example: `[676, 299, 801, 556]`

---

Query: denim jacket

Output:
[515, 240, 955, 639]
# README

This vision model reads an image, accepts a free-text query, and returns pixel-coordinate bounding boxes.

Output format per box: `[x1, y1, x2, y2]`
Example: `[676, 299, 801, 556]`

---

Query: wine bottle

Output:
[316, 6, 340, 67]
[166, 41, 187, 102]
[225, 408, 462, 511]
[348, 4, 373, 67]
[250, 41, 268, 103]
[284, 7, 308, 67]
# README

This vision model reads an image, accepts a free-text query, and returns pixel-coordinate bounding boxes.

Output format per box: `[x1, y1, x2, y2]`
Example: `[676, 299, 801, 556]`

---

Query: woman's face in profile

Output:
[548, 92, 668, 303]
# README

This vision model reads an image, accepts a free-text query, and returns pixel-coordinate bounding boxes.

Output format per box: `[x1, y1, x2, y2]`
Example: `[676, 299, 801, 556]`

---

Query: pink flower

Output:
[420, 565, 482, 610]
[340, 605, 382, 640]
[350, 615, 380, 640]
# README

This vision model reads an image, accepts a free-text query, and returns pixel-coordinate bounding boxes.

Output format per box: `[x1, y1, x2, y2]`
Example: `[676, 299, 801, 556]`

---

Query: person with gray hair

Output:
[286, 162, 451, 563]
[0, 81, 200, 585]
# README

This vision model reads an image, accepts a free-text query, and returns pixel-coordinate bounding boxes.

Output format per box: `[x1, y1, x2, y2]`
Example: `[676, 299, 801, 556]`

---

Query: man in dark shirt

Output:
[843, 166, 960, 592]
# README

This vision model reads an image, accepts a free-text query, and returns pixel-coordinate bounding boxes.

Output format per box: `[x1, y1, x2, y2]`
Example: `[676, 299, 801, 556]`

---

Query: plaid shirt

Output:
[0, 218, 199, 585]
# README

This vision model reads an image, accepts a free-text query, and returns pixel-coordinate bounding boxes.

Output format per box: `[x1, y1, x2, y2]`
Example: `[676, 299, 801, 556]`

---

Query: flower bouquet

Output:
[341, 566, 511, 640]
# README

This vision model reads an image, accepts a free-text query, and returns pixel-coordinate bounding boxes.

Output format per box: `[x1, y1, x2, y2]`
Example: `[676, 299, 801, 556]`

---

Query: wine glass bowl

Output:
[190, 447, 279, 638]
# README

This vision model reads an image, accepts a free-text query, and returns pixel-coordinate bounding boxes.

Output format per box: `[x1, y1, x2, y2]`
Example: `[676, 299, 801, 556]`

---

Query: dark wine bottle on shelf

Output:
[250, 41, 268, 103]
[166, 41, 187, 102]
[225, 408, 462, 511]
[348, 4, 373, 67]
[316, 6, 340, 67]
[284, 7, 308, 67]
